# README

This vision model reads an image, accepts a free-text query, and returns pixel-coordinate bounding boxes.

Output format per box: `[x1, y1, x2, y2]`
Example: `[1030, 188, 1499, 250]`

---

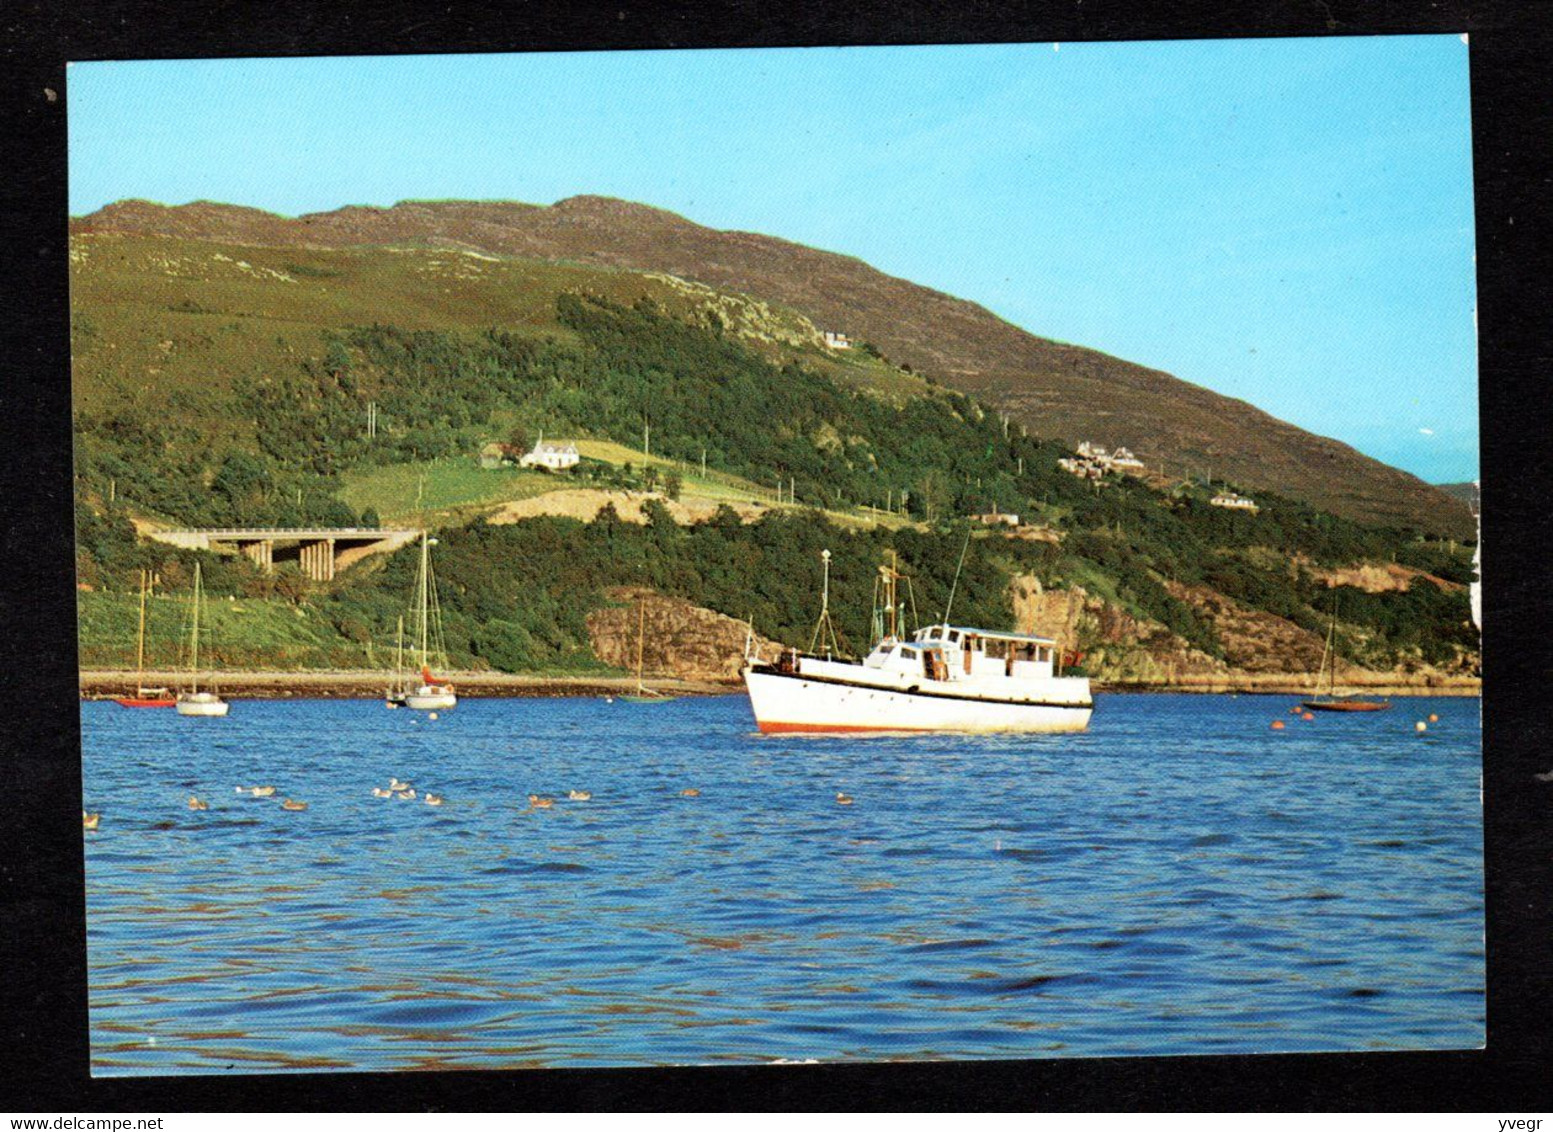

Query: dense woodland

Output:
[73, 293, 1477, 675]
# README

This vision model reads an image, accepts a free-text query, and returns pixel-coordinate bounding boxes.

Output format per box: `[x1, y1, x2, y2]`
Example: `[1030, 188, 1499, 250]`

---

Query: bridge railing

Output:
[155, 528, 420, 537]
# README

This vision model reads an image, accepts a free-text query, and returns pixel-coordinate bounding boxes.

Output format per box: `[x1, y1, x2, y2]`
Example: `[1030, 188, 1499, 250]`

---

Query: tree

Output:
[211, 451, 271, 519]
[664, 470, 683, 501]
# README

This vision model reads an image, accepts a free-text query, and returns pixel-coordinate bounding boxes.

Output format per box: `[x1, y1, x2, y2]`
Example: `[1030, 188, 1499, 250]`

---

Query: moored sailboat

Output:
[384, 615, 407, 708]
[114, 569, 175, 708]
[621, 596, 676, 703]
[175, 561, 230, 718]
[1300, 598, 1389, 713]
[401, 532, 456, 711]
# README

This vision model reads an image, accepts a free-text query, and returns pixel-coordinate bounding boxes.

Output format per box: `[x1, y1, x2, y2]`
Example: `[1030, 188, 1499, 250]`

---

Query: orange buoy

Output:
[1428, 713, 1439, 723]
[1302, 712, 1315, 722]
[1271, 720, 1286, 730]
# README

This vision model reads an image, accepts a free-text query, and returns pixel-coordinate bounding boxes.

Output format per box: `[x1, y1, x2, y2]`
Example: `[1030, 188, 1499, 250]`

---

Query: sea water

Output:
[81, 693, 1484, 1074]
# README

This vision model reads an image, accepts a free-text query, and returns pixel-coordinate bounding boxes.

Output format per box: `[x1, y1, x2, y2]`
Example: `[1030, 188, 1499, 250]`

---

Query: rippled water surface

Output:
[82, 693, 1483, 1074]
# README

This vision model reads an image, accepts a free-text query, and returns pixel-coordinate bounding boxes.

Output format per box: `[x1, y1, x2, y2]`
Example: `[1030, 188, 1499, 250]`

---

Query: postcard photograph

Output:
[69, 37, 1483, 1075]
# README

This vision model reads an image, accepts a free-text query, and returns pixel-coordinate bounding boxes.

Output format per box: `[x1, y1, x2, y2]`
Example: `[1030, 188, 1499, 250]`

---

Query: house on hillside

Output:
[1109, 446, 1146, 471]
[821, 331, 852, 350]
[1210, 492, 1259, 513]
[972, 510, 1020, 528]
[1058, 456, 1105, 481]
[520, 440, 581, 471]
[1069, 441, 1146, 476]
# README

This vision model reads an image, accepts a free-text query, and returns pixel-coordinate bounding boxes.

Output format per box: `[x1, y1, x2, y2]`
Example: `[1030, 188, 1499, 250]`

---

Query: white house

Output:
[1210, 492, 1259, 513]
[520, 441, 580, 471]
[1109, 446, 1146, 471]
[973, 510, 1020, 528]
[821, 331, 852, 350]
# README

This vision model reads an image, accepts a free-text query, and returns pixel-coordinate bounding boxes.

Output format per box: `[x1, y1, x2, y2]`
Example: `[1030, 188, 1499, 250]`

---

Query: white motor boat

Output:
[743, 553, 1092, 734]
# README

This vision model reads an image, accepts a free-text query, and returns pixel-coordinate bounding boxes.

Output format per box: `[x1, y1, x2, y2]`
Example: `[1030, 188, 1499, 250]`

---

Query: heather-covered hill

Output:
[74, 196, 1474, 538]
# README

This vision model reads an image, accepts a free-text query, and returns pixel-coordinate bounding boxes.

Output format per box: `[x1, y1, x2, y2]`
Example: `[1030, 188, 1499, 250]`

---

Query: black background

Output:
[3, 0, 1549, 1112]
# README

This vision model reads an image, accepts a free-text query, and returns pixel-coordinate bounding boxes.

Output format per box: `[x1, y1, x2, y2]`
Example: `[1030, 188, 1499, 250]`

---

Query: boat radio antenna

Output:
[941, 526, 973, 628]
[809, 549, 843, 659]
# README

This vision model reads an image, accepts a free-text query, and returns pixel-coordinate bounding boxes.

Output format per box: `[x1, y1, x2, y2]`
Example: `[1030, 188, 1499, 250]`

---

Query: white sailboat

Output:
[175, 561, 230, 717]
[402, 532, 456, 711]
[384, 615, 407, 708]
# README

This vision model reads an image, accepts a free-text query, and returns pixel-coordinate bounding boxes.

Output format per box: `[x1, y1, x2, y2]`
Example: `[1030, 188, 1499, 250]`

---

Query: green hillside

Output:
[73, 197, 1476, 538]
[70, 232, 1478, 681]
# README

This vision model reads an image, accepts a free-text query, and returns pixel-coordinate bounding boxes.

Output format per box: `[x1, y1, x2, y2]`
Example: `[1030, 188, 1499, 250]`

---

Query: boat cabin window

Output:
[946, 630, 961, 645]
[900, 647, 919, 660]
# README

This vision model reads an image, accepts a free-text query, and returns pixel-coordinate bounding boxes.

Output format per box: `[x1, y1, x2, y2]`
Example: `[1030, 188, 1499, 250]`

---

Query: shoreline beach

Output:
[79, 668, 1481, 700]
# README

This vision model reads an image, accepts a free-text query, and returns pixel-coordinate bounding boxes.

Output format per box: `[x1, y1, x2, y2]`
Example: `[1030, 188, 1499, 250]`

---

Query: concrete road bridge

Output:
[143, 527, 422, 581]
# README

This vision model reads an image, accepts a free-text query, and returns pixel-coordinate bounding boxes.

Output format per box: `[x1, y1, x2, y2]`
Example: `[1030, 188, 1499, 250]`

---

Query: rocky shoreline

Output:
[79, 668, 1479, 700]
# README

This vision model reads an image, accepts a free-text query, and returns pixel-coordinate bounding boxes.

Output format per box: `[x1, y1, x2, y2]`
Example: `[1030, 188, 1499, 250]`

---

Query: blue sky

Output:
[68, 38, 1479, 482]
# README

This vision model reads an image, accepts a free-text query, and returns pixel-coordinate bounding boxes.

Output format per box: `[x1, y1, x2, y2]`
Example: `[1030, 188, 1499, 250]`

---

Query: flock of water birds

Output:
[81, 779, 858, 831]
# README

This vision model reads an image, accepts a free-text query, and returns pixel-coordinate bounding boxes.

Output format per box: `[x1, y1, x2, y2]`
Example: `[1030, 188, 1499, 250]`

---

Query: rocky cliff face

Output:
[1007, 573, 1476, 689]
[586, 587, 780, 683]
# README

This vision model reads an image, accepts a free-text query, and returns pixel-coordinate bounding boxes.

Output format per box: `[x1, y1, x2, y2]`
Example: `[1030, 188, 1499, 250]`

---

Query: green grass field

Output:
[338, 459, 560, 524]
[76, 591, 382, 671]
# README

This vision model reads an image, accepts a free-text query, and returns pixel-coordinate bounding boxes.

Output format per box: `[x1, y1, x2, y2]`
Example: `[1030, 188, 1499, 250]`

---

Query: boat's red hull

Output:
[113, 697, 177, 708]
[1301, 700, 1391, 712]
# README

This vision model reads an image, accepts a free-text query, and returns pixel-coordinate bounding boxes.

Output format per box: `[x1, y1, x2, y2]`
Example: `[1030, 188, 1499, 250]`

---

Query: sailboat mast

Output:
[395, 615, 405, 689]
[1323, 617, 1336, 695]
[418, 532, 430, 667]
[636, 599, 647, 692]
[189, 562, 202, 694]
[135, 569, 148, 693]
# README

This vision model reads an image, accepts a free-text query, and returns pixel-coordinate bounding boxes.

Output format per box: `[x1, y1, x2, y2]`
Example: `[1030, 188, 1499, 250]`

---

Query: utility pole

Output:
[643, 420, 650, 460]
[701, 449, 707, 478]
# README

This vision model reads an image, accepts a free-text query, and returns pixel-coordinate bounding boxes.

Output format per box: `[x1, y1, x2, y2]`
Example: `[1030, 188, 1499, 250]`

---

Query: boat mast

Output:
[395, 615, 405, 691]
[942, 527, 972, 629]
[135, 569, 148, 694]
[1313, 591, 1338, 698]
[636, 597, 647, 693]
[189, 562, 202, 695]
[418, 531, 430, 671]
[883, 553, 899, 641]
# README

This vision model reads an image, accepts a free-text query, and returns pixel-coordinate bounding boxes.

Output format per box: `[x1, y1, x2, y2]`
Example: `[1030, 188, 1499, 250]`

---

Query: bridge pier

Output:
[239, 539, 275, 572]
[299, 538, 337, 582]
[144, 528, 419, 579]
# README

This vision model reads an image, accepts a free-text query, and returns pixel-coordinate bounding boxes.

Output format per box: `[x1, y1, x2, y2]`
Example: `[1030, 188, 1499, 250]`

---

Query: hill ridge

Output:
[70, 196, 1472, 536]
